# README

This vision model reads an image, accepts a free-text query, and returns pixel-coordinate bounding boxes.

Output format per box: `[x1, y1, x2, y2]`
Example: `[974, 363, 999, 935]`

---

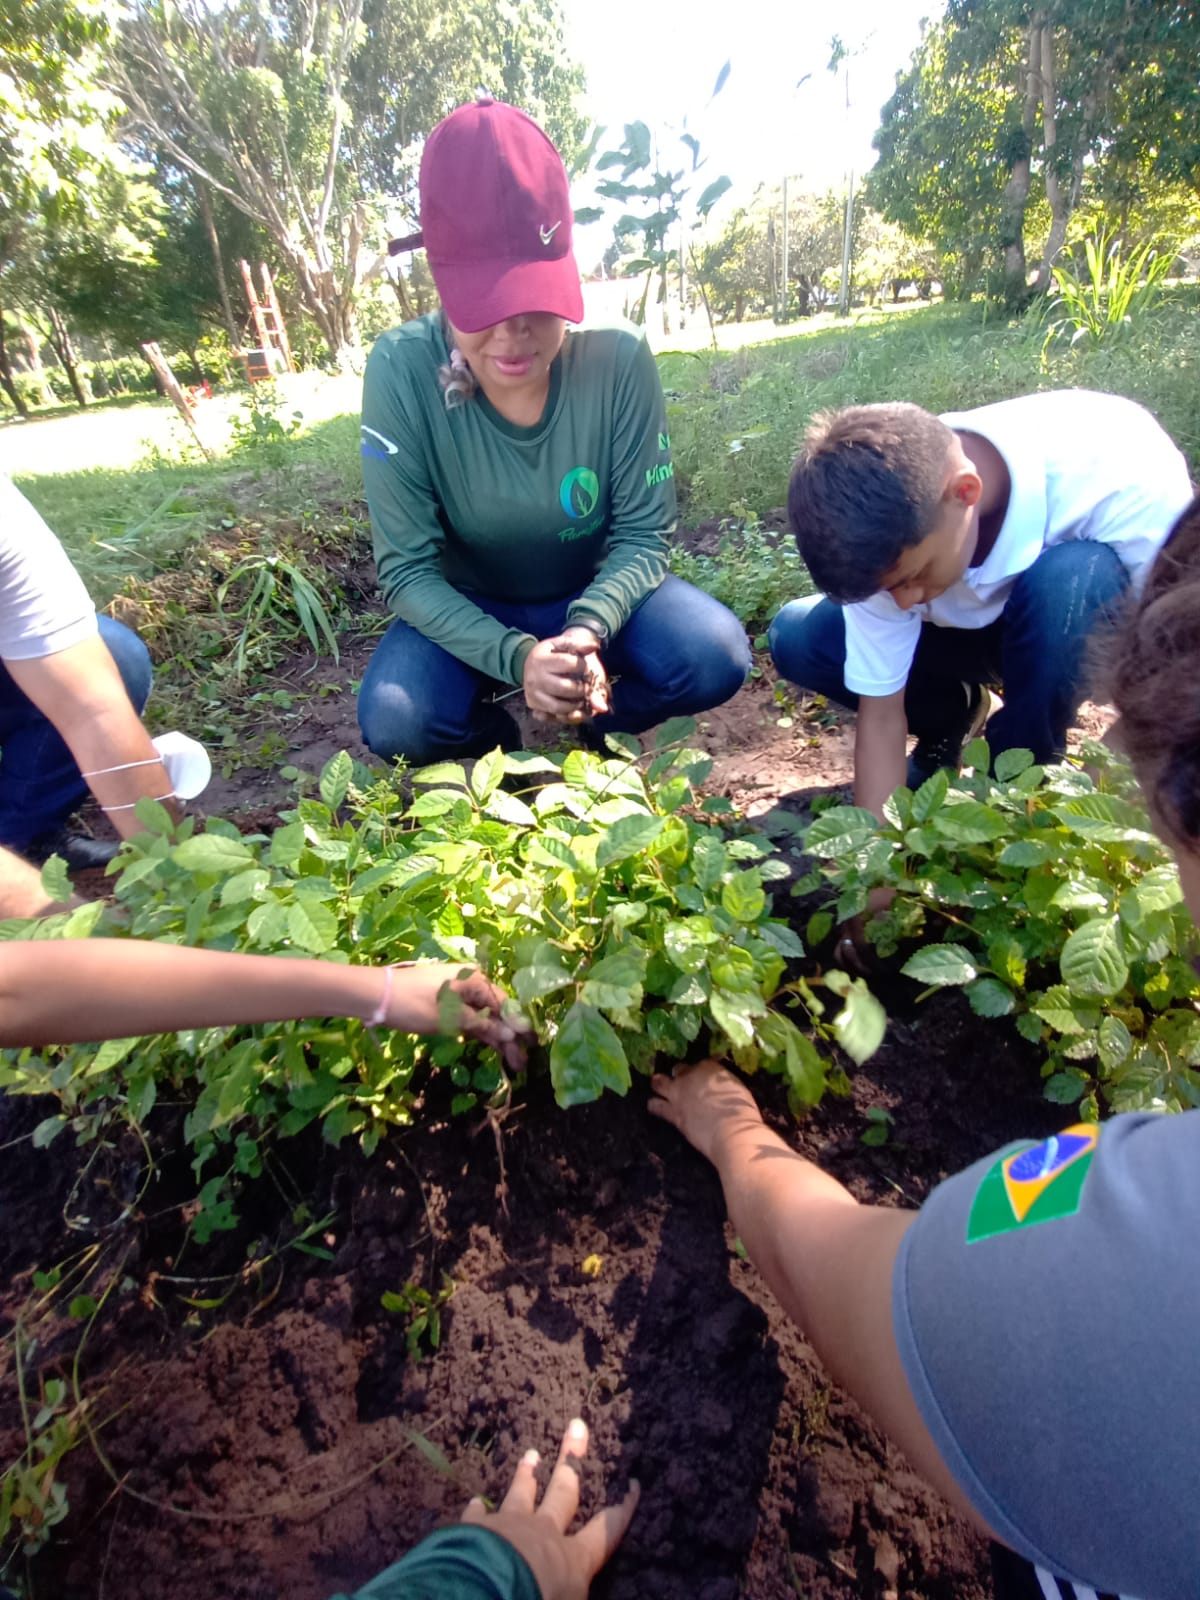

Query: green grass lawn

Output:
[16, 292, 1199, 608]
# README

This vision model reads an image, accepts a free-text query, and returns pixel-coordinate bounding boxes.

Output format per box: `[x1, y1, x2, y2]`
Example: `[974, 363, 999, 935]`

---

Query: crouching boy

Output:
[769, 390, 1193, 819]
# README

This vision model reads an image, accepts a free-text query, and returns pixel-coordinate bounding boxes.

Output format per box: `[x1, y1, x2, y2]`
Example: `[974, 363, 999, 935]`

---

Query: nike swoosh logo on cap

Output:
[539, 221, 562, 245]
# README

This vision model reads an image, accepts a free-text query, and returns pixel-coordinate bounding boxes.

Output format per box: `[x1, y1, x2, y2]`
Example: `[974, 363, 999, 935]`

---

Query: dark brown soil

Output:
[5, 522, 1112, 1599]
[3, 988, 1061, 1600]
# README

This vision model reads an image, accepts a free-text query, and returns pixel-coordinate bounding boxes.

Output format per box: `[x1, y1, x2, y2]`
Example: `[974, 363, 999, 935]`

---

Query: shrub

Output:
[802, 739, 1200, 1117]
[1, 734, 884, 1237]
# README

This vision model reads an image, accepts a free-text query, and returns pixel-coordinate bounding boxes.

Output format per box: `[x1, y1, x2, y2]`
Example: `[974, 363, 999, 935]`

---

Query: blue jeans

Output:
[358, 576, 751, 764]
[768, 542, 1130, 763]
[0, 615, 154, 848]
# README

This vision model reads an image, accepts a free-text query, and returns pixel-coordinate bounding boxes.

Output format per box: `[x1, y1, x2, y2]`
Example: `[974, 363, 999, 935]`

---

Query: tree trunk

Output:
[19, 323, 53, 407]
[1000, 20, 1042, 308]
[45, 306, 89, 408]
[1034, 23, 1072, 293]
[195, 177, 241, 351]
[0, 314, 27, 417]
[390, 271, 416, 322]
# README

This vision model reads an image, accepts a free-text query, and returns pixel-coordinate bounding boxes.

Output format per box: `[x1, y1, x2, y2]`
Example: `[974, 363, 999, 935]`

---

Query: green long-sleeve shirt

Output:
[360, 314, 676, 686]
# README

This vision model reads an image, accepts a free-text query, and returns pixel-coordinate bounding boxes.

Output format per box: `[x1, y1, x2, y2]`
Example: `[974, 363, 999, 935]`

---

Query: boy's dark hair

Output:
[1109, 493, 1200, 844]
[787, 402, 956, 602]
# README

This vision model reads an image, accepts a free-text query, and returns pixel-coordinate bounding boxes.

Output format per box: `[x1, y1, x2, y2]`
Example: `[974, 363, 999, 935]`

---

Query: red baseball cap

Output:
[388, 95, 583, 334]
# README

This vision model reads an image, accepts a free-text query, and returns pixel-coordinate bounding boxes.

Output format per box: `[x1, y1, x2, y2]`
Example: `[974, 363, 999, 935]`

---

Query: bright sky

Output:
[562, 0, 946, 258]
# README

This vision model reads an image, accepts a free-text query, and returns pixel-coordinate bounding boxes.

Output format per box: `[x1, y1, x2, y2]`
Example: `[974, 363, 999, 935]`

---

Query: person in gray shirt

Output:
[653, 495, 1200, 1600]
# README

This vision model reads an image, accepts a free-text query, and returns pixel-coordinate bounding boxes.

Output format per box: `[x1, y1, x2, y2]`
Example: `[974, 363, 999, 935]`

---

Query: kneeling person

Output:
[769, 391, 1192, 818]
[0, 476, 170, 866]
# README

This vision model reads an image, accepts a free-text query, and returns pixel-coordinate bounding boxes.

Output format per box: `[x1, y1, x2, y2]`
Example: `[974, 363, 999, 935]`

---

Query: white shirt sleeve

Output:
[0, 477, 97, 660]
[844, 594, 921, 696]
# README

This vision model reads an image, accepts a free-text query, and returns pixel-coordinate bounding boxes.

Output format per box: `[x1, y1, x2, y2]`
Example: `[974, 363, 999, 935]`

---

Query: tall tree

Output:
[0, 0, 129, 412]
[110, 0, 585, 368]
[871, 1, 1200, 304]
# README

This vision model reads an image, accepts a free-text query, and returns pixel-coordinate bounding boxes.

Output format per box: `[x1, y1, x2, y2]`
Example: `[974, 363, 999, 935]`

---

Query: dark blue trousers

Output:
[0, 615, 153, 848]
[768, 542, 1130, 763]
[357, 576, 751, 765]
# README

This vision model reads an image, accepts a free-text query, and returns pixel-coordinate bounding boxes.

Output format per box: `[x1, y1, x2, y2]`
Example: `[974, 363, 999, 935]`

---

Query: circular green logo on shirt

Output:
[559, 466, 600, 520]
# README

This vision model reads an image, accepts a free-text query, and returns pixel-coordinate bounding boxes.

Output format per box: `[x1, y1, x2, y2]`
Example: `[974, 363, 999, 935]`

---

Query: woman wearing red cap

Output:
[357, 95, 750, 765]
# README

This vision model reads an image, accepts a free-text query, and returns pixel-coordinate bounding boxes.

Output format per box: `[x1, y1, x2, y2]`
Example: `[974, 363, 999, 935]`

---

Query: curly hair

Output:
[1109, 493, 1200, 843]
[436, 345, 478, 409]
[787, 402, 956, 603]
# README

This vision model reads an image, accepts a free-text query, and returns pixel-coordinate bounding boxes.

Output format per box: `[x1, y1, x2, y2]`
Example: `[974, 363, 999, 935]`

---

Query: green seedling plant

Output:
[668, 519, 812, 632]
[802, 739, 1200, 1117]
[1041, 228, 1174, 352]
[381, 1274, 456, 1359]
[216, 549, 341, 675]
[0, 727, 883, 1236]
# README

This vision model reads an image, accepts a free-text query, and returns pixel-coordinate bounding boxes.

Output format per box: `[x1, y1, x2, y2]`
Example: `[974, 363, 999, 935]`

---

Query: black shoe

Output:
[906, 684, 993, 789]
[26, 828, 121, 871]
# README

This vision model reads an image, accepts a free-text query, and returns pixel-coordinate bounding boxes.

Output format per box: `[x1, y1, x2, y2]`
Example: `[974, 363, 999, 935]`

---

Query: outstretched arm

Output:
[650, 1061, 994, 1538]
[0, 940, 529, 1065]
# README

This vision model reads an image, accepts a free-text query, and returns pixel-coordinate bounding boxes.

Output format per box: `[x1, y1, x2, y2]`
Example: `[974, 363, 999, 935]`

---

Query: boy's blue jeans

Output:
[0, 616, 153, 849]
[358, 576, 751, 765]
[768, 542, 1130, 763]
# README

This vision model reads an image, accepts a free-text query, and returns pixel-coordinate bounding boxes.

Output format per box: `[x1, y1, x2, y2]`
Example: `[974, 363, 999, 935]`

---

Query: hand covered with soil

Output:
[523, 629, 610, 723]
[649, 1059, 765, 1165]
[383, 964, 532, 1070]
[461, 1417, 639, 1600]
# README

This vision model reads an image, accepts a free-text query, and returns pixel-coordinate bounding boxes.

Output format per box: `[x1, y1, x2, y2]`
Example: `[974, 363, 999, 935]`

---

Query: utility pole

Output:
[781, 175, 789, 323]
[838, 169, 855, 317]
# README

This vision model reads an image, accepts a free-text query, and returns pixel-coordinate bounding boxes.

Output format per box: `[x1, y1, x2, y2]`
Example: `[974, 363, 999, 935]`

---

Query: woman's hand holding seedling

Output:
[381, 963, 533, 1071]
[523, 630, 609, 722]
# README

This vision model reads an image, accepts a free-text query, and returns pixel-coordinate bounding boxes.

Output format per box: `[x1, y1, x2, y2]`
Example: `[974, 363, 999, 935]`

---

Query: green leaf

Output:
[998, 840, 1053, 868]
[173, 833, 255, 873]
[1133, 865, 1183, 913]
[690, 833, 727, 890]
[483, 789, 537, 826]
[1098, 1015, 1133, 1071]
[221, 867, 270, 906]
[319, 751, 353, 811]
[413, 761, 469, 788]
[721, 870, 766, 923]
[581, 948, 646, 1020]
[514, 946, 576, 1005]
[962, 736, 990, 771]
[407, 789, 468, 818]
[1031, 984, 1091, 1034]
[994, 747, 1035, 781]
[663, 916, 716, 971]
[287, 898, 338, 954]
[269, 822, 306, 869]
[40, 854, 72, 903]
[596, 813, 666, 869]
[804, 806, 880, 856]
[1045, 1070, 1088, 1105]
[709, 988, 763, 1049]
[966, 977, 1015, 1017]
[551, 1002, 630, 1106]
[759, 920, 806, 959]
[1060, 916, 1128, 997]
[901, 943, 977, 987]
[832, 979, 887, 1064]
[910, 768, 949, 822]
[472, 748, 505, 802]
[246, 899, 288, 947]
[652, 716, 696, 749]
[32, 1115, 67, 1149]
[932, 802, 1009, 844]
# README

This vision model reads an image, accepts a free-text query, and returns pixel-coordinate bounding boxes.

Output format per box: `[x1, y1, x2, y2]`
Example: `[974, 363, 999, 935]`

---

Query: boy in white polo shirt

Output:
[769, 390, 1193, 819]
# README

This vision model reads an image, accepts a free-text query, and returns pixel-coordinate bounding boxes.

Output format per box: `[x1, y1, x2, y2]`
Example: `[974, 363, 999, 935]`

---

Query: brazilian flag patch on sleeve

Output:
[966, 1124, 1099, 1243]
